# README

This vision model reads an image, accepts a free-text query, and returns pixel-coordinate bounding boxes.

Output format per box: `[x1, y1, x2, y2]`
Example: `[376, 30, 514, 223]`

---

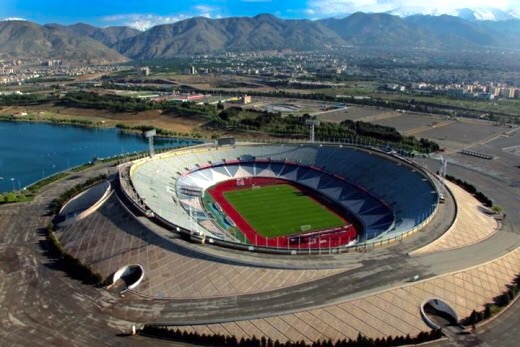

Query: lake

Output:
[0, 121, 198, 193]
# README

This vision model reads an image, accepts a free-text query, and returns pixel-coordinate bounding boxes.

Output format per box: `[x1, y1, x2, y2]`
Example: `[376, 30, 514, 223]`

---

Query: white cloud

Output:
[102, 14, 190, 30]
[194, 5, 215, 13]
[103, 5, 222, 30]
[193, 5, 221, 18]
[306, 0, 519, 17]
[0, 17, 27, 22]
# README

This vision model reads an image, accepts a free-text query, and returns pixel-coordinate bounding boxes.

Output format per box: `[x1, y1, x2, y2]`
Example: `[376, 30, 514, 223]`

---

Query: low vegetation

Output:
[213, 107, 439, 153]
[0, 93, 54, 106]
[62, 91, 218, 118]
[464, 274, 520, 326]
[445, 174, 493, 207]
[46, 222, 103, 285]
[139, 325, 444, 347]
[0, 114, 103, 128]
[62, 91, 158, 112]
[0, 172, 69, 205]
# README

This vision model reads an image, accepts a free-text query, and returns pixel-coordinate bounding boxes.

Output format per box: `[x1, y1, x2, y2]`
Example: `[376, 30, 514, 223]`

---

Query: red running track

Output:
[207, 177, 358, 249]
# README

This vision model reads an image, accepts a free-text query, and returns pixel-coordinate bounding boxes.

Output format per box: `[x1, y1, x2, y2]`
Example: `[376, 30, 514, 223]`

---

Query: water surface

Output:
[0, 121, 197, 192]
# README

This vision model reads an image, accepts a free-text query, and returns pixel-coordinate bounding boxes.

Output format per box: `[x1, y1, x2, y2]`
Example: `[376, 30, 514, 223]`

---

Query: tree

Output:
[492, 205, 503, 215]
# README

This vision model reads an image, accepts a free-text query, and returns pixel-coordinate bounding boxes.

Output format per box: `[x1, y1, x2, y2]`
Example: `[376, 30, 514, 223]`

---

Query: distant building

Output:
[138, 66, 150, 76]
[242, 95, 252, 104]
[183, 66, 197, 75]
[500, 88, 515, 98]
[488, 86, 501, 97]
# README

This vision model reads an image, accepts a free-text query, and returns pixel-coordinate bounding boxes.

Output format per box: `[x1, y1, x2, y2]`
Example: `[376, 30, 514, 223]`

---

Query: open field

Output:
[0, 104, 208, 134]
[385, 94, 520, 117]
[249, 98, 337, 116]
[223, 183, 345, 237]
[417, 120, 511, 146]
[316, 106, 398, 123]
[372, 113, 451, 133]
[152, 73, 275, 93]
[312, 105, 513, 150]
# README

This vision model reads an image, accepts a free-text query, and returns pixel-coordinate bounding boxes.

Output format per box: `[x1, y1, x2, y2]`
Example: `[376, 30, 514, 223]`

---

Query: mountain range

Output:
[386, 7, 520, 21]
[0, 20, 129, 63]
[0, 12, 519, 63]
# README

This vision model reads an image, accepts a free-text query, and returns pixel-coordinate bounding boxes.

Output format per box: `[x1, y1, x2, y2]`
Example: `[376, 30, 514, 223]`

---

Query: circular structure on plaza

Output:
[128, 144, 439, 253]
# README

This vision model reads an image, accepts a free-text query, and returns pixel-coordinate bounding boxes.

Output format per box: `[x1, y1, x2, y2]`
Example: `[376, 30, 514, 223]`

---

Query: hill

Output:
[44, 23, 140, 47]
[319, 12, 433, 47]
[1, 14, 520, 63]
[113, 14, 344, 59]
[0, 20, 128, 63]
[319, 12, 520, 48]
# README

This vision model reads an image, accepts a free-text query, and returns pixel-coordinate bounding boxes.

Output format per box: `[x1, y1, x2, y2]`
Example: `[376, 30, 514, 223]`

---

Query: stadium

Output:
[4, 137, 519, 346]
[126, 143, 440, 253]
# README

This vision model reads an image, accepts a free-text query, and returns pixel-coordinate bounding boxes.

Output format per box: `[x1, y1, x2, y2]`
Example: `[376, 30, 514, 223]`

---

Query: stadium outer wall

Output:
[121, 143, 443, 255]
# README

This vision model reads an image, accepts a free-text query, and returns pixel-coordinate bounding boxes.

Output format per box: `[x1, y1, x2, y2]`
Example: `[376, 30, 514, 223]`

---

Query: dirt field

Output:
[0, 104, 206, 135]
[372, 113, 450, 133]
[417, 120, 510, 146]
[316, 106, 397, 123]
[153, 74, 275, 93]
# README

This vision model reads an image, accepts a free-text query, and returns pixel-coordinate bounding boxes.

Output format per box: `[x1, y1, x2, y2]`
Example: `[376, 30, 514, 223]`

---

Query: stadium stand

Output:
[130, 144, 438, 247]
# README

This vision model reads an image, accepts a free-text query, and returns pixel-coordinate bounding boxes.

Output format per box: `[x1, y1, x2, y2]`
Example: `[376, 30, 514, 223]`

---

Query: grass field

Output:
[222, 184, 345, 237]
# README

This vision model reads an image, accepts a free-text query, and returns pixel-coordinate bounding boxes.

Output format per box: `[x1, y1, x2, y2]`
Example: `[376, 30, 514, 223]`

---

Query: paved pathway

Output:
[57, 194, 353, 300]
[411, 181, 498, 255]
[0, 165, 145, 346]
[161, 246, 520, 343]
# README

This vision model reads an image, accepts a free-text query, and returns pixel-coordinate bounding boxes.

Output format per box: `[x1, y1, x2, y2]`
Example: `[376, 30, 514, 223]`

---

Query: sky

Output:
[0, 0, 519, 30]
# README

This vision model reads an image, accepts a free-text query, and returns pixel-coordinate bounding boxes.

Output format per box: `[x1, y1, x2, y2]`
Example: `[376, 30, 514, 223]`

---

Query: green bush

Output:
[139, 325, 443, 347]
[445, 175, 493, 207]
[212, 107, 438, 153]
[463, 275, 520, 325]
[46, 223, 103, 285]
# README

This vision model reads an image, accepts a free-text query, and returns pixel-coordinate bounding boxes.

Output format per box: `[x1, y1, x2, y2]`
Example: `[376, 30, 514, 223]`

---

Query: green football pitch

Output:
[222, 184, 346, 237]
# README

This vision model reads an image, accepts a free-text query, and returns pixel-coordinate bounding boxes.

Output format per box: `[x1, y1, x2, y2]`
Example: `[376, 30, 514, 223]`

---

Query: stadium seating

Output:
[130, 144, 438, 245]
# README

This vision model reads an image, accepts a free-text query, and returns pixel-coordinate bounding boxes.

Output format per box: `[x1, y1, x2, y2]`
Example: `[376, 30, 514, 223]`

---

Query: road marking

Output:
[502, 145, 520, 151]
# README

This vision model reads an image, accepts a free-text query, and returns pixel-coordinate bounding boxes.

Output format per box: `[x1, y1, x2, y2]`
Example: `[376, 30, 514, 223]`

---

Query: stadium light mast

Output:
[439, 156, 447, 203]
[144, 129, 156, 158]
[305, 119, 320, 143]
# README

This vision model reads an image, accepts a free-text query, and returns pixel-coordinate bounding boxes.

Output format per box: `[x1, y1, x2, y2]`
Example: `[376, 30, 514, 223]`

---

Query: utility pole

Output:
[144, 129, 156, 158]
[305, 119, 320, 143]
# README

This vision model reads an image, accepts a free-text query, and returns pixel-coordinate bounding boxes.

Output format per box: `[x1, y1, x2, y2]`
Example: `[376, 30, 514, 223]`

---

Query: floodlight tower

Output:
[144, 129, 156, 158]
[305, 119, 320, 143]
[439, 156, 447, 202]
